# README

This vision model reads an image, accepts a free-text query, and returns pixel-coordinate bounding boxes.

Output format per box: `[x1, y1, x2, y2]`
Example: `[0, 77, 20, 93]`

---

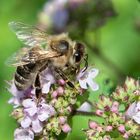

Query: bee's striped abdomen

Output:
[14, 63, 36, 90]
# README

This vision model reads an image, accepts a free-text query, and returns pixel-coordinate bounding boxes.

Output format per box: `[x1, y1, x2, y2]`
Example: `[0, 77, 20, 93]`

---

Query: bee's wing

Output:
[6, 46, 61, 67]
[9, 21, 49, 47]
[6, 47, 33, 66]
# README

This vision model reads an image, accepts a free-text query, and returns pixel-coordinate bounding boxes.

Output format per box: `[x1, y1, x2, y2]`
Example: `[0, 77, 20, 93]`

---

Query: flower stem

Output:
[74, 110, 96, 116]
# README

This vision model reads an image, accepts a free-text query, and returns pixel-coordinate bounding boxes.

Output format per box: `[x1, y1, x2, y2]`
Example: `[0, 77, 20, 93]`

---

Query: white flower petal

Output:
[32, 119, 43, 133]
[38, 110, 49, 122]
[125, 102, 137, 118]
[42, 82, 51, 94]
[42, 103, 56, 116]
[21, 117, 31, 128]
[77, 102, 92, 112]
[89, 68, 99, 79]
[14, 128, 34, 140]
[79, 79, 88, 89]
[24, 107, 37, 117]
[38, 103, 56, 121]
[87, 79, 99, 91]
[8, 97, 20, 108]
[136, 102, 140, 111]
[9, 82, 24, 96]
[22, 99, 36, 108]
[133, 112, 140, 124]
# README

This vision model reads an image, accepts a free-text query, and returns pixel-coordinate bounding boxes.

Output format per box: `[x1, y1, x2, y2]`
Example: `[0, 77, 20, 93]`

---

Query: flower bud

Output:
[78, 88, 85, 94]
[123, 132, 129, 139]
[111, 101, 119, 113]
[58, 79, 66, 86]
[51, 91, 58, 98]
[133, 89, 140, 96]
[66, 106, 72, 113]
[59, 116, 67, 124]
[96, 109, 104, 116]
[57, 86, 64, 96]
[97, 95, 112, 110]
[105, 125, 113, 132]
[62, 124, 71, 133]
[97, 126, 103, 132]
[11, 108, 23, 119]
[118, 125, 125, 133]
[103, 135, 111, 140]
[50, 99, 57, 106]
[88, 120, 98, 129]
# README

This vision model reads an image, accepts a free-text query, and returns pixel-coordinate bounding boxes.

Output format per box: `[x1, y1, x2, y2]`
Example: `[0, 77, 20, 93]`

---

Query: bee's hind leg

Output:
[33, 73, 42, 103]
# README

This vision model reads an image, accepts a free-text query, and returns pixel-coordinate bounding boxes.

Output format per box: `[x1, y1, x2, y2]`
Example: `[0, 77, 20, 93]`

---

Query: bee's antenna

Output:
[82, 54, 88, 72]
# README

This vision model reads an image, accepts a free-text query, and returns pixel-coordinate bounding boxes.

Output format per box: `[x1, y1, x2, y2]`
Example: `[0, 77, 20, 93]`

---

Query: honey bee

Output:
[7, 22, 87, 93]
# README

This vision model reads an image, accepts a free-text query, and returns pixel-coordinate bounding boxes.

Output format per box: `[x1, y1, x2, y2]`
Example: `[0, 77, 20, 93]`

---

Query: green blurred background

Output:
[0, 0, 140, 139]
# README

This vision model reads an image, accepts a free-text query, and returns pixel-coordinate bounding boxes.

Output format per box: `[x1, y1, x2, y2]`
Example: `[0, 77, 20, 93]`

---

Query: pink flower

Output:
[21, 98, 56, 133]
[8, 82, 32, 108]
[77, 68, 99, 91]
[125, 102, 140, 124]
[40, 67, 56, 94]
[14, 128, 34, 140]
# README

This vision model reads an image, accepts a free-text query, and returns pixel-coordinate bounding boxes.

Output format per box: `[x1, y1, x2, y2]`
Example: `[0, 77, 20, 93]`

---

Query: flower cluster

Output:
[8, 66, 99, 140]
[84, 77, 140, 140]
[38, 0, 116, 34]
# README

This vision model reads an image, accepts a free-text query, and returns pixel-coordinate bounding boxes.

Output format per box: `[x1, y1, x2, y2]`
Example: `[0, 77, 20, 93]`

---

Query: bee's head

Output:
[69, 41, 87, 69]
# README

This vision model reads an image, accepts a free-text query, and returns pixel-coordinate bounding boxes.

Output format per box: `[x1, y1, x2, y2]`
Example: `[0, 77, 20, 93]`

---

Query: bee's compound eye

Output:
[74, 42, 85, 63]
[74, 52, 81, 63]
[59, 40, 69, 53]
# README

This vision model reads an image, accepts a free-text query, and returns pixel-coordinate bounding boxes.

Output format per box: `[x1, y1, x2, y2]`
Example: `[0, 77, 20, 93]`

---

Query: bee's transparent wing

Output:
[6, 47, 33, 66]
[6, 46, 61, 67]
[9, 21, 48, 47]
